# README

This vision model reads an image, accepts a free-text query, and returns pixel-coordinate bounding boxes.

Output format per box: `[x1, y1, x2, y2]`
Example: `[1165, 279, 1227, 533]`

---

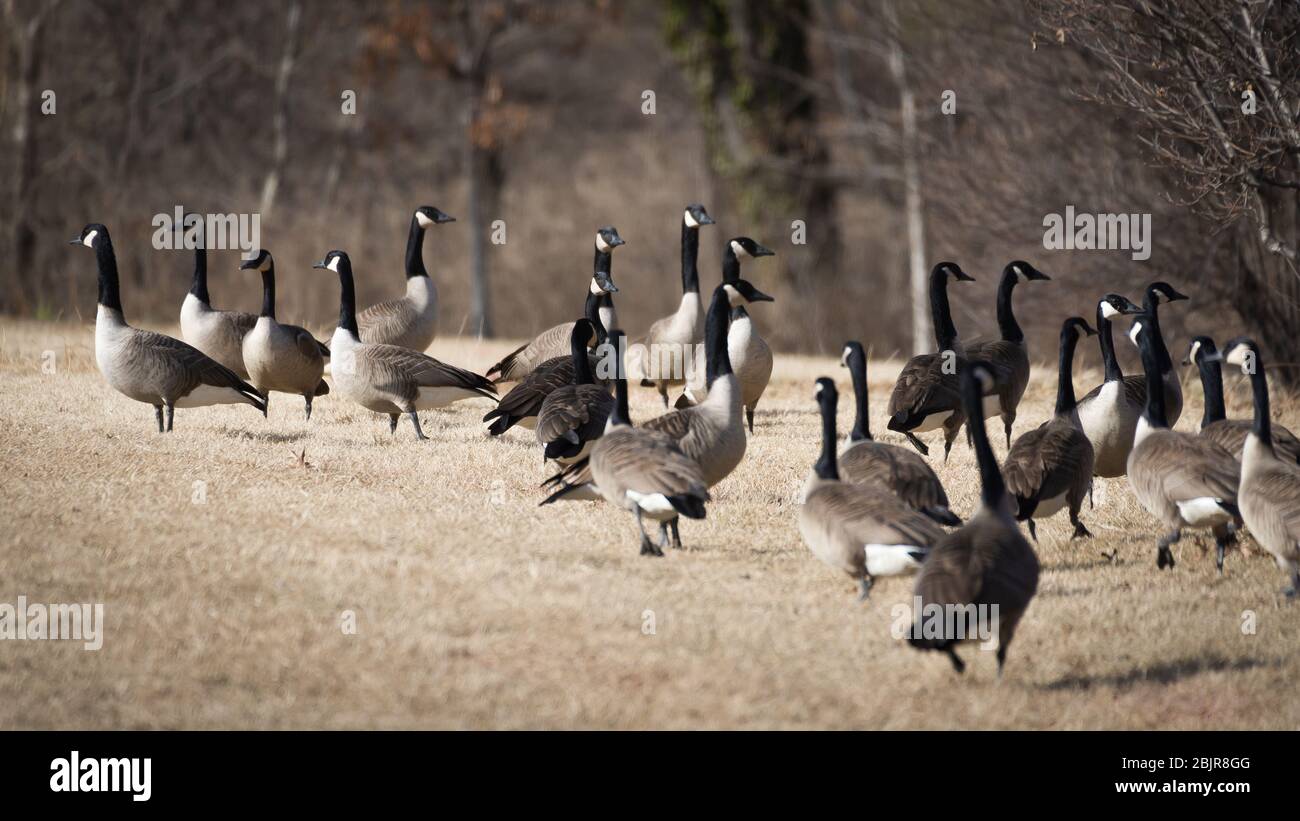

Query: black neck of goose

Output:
[814, 395, 840, 480]
[995, 269, 1023, 343]
[1097, 305, 1123, 382]
[583, 291, 608, 343]
[681, 222, 700, 294]
[1246, 355, 1272, 445]
[722, 246, 740, 284]
[1054, 329, 1080, 417]
[571, 332, 594, 385]
[705, 290, 733, 388]
[259, 265, 276, 319]
[729, 304, 748, 322]
[404, 216, 428, 278]
[1144, 295, 1173, 374]
[189, 244, 209, 304]
[336, 262, 359, 337]
[95, 236, 123, 315]
[1197, 357, 1227, 427]
[930, 268, 958, 351]
[593, 246, 612, 281]
[1137, 329, 1168, 429]
[962, 375, 1006, 510]
[848, 354, 871, 441]
[610, 378, 631, 426]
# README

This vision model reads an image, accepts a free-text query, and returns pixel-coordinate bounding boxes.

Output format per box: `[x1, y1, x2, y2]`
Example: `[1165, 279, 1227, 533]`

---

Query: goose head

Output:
[728, 237, 775, 260]
[70, 223, 108, 249]
[414, 206, 455, 228]
[1182, 335, 1217, 367]
[595, 226, 626, 254]
[1146, 281, 1189, 306]
[934, 261, 975, 282]
[1007, 260, 1051, 281]
[1062, 316, 1097, 341]
[722, 279, 774, 306]
[840, 340, 865, 369]
[312, 250, 351, 274]
[684, 204, 715, 228]
[1218, 337, 1258, 373]
[240, 249, 274, 272]
[814, 376, 837, 411]
[1099, 292, 1142, 320]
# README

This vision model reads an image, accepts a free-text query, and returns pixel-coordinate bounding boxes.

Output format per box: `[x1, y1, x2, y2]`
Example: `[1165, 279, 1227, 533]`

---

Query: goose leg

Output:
[1002, 406, 1015, 449]
[669, 517, 682, 549]
[408, 411, 428, 441]
[902, 432, 929, 456]
[657, 521, 670, 550]
[636, 509, 662, 557]
[1026, 520, 1038, 543]
[1285, 568, 1299, 599]
[857, 577, 873, 602]
[389, 414, 399, 435]
[165, 402, 175, 432]
[154, 405, 164, 433]
[1070, 495, 1091, 539]
[945, 647, 966, 674]
[942, 416, 963, 462]
[746, 406, 755, 434]
[1156, 529, 1181, 570]
[657, 384, 669, 408]
[304, 396, 312, 422]
[1212, 523, 1231, 575]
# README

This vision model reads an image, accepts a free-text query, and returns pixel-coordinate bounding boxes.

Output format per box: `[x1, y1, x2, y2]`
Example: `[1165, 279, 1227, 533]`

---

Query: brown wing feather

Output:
[887, 353, 963, 417]
[1002, 419, 1093, 504]
[537, 384, 614, 444]
[839, 441, 950, 511]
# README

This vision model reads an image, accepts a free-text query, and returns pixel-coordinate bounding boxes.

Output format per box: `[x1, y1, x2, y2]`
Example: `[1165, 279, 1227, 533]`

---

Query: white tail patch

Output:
[864, 544, 927, 576]
[1176, 497, 1233, 527]
[626, 489, 678, 519]
[174, 384, 257, 408]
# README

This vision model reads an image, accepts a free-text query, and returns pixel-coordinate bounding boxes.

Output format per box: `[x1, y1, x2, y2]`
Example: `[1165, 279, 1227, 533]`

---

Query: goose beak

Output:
[436, 212, 456, 224]
[748, 287, 775, 302]
[595, 273, 619, 293]
[312, 261, 328, 269]
[698, 213, 716, 225]
[753, 244, 775, 257]
[1082, 321, 1097, 336]
[239, 259, 259, 270]
[1167, 288, 1190, 301]
[955, 270, 976, 282]
[1029, 270, 1051, 281]
[69, 237, 82, 245]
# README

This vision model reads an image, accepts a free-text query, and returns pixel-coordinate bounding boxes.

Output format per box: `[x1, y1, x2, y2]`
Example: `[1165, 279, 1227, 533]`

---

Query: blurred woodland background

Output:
[2, 0, 1298, 377]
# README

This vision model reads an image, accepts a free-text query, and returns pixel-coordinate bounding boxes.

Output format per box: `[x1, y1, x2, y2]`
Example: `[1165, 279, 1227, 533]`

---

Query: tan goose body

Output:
[637, 205, 713, 405]
[487, 228, 623, 383]
[962, 261, 1051, 446]
[178, 237, 256, 379]
[1187, 335, 1300, 465]
[908, 363, 1039, 675]
[645, 375, 746, 488]
[319, 251, 496, 440]
[535, 320, 614, 465]
[239, 251, 329, 419]
[1202, 419, 1300, 464]
[1126, 315, 1239, 571]
[1220, 338, 1300, 597]
[799, 378, 938, 599]
[353, 207, 453, 352]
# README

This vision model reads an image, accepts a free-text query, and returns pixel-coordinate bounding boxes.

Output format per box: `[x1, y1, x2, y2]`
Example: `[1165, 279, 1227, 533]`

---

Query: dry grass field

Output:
[1, 317, 1298, 730]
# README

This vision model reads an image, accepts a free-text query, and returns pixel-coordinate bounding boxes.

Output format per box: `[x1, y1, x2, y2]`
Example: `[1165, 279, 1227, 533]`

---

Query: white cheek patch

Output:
[1012, 264, 1025, 278]
[327, 256, 342, 273]
[82, 230, 98, 248]
[590, 278, 603, 295]
[1100, 300, 1120, 319]
[415, 211, 434, 228]
[1189, 340, 1202, 363]
[1225, 348, 1245, 367]
[723, 284, 741, 305]
[841, 346, 852, 366]
[684, 210, 699, 228]
[596, 234, 612, 253]
[1128, 322, 1143, 346]
[731, 240, 750, 259]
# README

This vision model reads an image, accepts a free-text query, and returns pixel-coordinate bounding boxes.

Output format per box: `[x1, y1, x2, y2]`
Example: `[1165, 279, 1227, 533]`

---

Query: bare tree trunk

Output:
[884, 0, 929, 354]
[259, 0, 302, 218]
[6, 0, 54, 313]
[464, 81, 494, 338]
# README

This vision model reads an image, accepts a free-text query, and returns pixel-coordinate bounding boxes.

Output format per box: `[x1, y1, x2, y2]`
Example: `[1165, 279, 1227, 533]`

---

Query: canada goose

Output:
[535, 319, 615, 464]
[1074, 292, 1144, 477]
[238, 249, 330, 420]
[908, 361, 1039, 675]
[1185, 336, 1300, 464]
[483, 293, 611, 437]
[485, 227, 624, 383]
[1217, 337, 1300, 597]
[315, 250, 497, 440]
[1126, 314, 1239, 572]
[355, 205, 453, 351]
[1002, 317, 1096, 542]
[675, 238, 777, 434]
[635, 204, 715, 407]
[178, 216, 257, 378]
[72, 223, 266, 431]
[799, 378, 940, 600]
[809, 340, 960, 526]
[886, 261, 978, 458]
[964, 260, 1051, 447]
[554, 330, 710, 556]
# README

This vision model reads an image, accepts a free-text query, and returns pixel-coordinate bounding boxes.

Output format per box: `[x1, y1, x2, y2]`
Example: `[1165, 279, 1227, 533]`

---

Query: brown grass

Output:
[1, 317, 1298, 729]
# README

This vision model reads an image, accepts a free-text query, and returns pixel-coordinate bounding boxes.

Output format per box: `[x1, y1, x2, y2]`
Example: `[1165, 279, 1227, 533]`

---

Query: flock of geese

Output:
[70, 204, 1300, 676]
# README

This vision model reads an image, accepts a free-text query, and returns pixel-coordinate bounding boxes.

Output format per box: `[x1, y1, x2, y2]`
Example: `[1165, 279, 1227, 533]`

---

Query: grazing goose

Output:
[238, 249, 331, 420]
[73, 223, 266, 431]
[1074, 292, 1144, 477]
[1185, 336, 1300, 464]
[316, 250, 497, 440]
[908, 361, 1040, 676]
[1002, 317, 1096, 542]
[799, 378, 940, 600]
[636, 204, 715, 407]
[676, 238, 777, 434]
[178, 216, 257, 378]
[1126, 314, 1239, 573]
[483, 292, 611, 436]
[536, 319, 615, 465]
[486, 227, 624, 383]
[886, 262, 979, 458]
[554, 330, 710, 556]
[1218, 338, 1300, 597]
[963, 260, 1051, 447]
[802, 341, 960, 526]
[356, 205, 454, 351]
